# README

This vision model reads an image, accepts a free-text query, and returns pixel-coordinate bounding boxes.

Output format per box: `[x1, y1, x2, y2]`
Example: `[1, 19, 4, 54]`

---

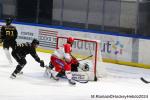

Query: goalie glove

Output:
[71, 58, 79, 65]
[70, 58, 79, 71]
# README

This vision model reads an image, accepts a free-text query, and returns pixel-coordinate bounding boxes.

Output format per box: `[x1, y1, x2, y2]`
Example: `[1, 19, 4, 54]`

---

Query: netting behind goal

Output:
[56, 36, 106, 81]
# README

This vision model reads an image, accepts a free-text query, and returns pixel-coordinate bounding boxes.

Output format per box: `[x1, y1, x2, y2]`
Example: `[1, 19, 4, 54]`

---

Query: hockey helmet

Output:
[67, 37, 74, 44]
[32, 39, 39, 45]
[5, 18, 13, 25]
[82, 63, 90, 71]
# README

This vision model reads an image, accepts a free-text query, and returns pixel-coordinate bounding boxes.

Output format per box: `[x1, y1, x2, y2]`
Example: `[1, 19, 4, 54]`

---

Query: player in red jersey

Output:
[48, 37, 77, 85]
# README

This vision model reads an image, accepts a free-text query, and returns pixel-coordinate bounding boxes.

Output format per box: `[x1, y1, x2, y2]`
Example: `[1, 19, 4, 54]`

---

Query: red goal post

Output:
[56, 36, 104, 81]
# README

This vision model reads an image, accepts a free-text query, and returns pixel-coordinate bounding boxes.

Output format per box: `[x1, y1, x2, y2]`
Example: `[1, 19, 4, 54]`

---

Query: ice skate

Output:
[10, 73, 17, 79]
[51, 73, 59, 81]
[50, 68, 59, 81]
[68, 79, 76, 85]
[18, 71, 23, 75]
[45, 68, 52, 78]
[65, 71, 76, 85]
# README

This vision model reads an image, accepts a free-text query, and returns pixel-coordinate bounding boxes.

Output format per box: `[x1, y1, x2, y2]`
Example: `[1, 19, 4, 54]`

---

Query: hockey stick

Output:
[78, 55, 93, 61]
[140, 77, 150, 84]
[71, 54, 93, 62]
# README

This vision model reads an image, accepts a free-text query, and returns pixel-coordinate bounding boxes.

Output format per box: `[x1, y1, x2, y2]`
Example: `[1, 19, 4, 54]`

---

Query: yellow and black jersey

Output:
[1, 25, 18, 42]
[14, 42, 40, 63]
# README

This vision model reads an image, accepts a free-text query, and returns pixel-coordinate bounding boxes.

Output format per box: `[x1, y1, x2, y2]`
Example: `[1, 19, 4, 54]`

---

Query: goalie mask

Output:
[81, 63, 90, 71]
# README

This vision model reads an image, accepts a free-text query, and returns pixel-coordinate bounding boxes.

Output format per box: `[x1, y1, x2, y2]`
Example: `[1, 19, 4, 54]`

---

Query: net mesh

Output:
[56, 36, 107, 80]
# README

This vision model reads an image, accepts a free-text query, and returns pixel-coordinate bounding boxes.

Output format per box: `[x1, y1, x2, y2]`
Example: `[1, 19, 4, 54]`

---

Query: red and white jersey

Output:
[53, 43, 72, 61]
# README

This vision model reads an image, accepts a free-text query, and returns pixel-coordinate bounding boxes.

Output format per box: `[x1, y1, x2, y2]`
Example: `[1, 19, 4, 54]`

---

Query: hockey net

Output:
[56, 36, 107, 81]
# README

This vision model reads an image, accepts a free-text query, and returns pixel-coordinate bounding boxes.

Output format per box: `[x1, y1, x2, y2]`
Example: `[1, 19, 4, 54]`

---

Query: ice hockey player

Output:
[0, 18, 18, 66]
[10, 39, 45, 79]
[48, 37, 77, 85]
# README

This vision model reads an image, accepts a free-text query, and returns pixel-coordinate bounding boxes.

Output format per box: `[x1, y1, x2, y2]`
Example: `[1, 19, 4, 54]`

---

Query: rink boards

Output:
[0, 21, 150, 69]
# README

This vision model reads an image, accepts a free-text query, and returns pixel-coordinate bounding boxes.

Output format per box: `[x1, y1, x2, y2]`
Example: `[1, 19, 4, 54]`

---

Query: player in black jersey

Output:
[10, 39, 45, 79]
[0, 18, 18, 65]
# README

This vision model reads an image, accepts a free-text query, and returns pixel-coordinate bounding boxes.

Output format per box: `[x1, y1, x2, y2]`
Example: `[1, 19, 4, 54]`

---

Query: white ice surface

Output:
[0, 48, 150, 100]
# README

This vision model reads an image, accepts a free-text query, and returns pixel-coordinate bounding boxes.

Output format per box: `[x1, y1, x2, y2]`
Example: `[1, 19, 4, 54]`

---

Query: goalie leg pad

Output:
[72, 72, 89, 83]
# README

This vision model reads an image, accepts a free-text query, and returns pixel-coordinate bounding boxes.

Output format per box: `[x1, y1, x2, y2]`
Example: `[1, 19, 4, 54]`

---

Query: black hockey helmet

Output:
[5, 17, 13, 25]
[32, 39, 39, 45]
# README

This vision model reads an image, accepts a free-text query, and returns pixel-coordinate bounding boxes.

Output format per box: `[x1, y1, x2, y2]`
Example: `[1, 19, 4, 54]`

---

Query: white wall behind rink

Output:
[139, 39, 150, 65]
[0, 22, 149, 68]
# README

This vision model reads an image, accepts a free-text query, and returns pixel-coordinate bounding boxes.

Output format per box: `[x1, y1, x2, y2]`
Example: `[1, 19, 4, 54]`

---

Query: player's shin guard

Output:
[4, 48, 13, 66]
[66, 71, 76, 85]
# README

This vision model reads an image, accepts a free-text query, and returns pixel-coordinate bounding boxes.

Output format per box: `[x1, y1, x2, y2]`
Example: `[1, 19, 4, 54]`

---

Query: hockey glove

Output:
[71, 59, 79, 65]
[40, 60, 45, 67]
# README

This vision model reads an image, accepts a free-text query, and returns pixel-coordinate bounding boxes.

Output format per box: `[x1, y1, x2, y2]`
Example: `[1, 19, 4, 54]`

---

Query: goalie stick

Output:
[71, 54, 93, 62]
[78, 55, 93, 61]
[140, 77, 150, 84]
